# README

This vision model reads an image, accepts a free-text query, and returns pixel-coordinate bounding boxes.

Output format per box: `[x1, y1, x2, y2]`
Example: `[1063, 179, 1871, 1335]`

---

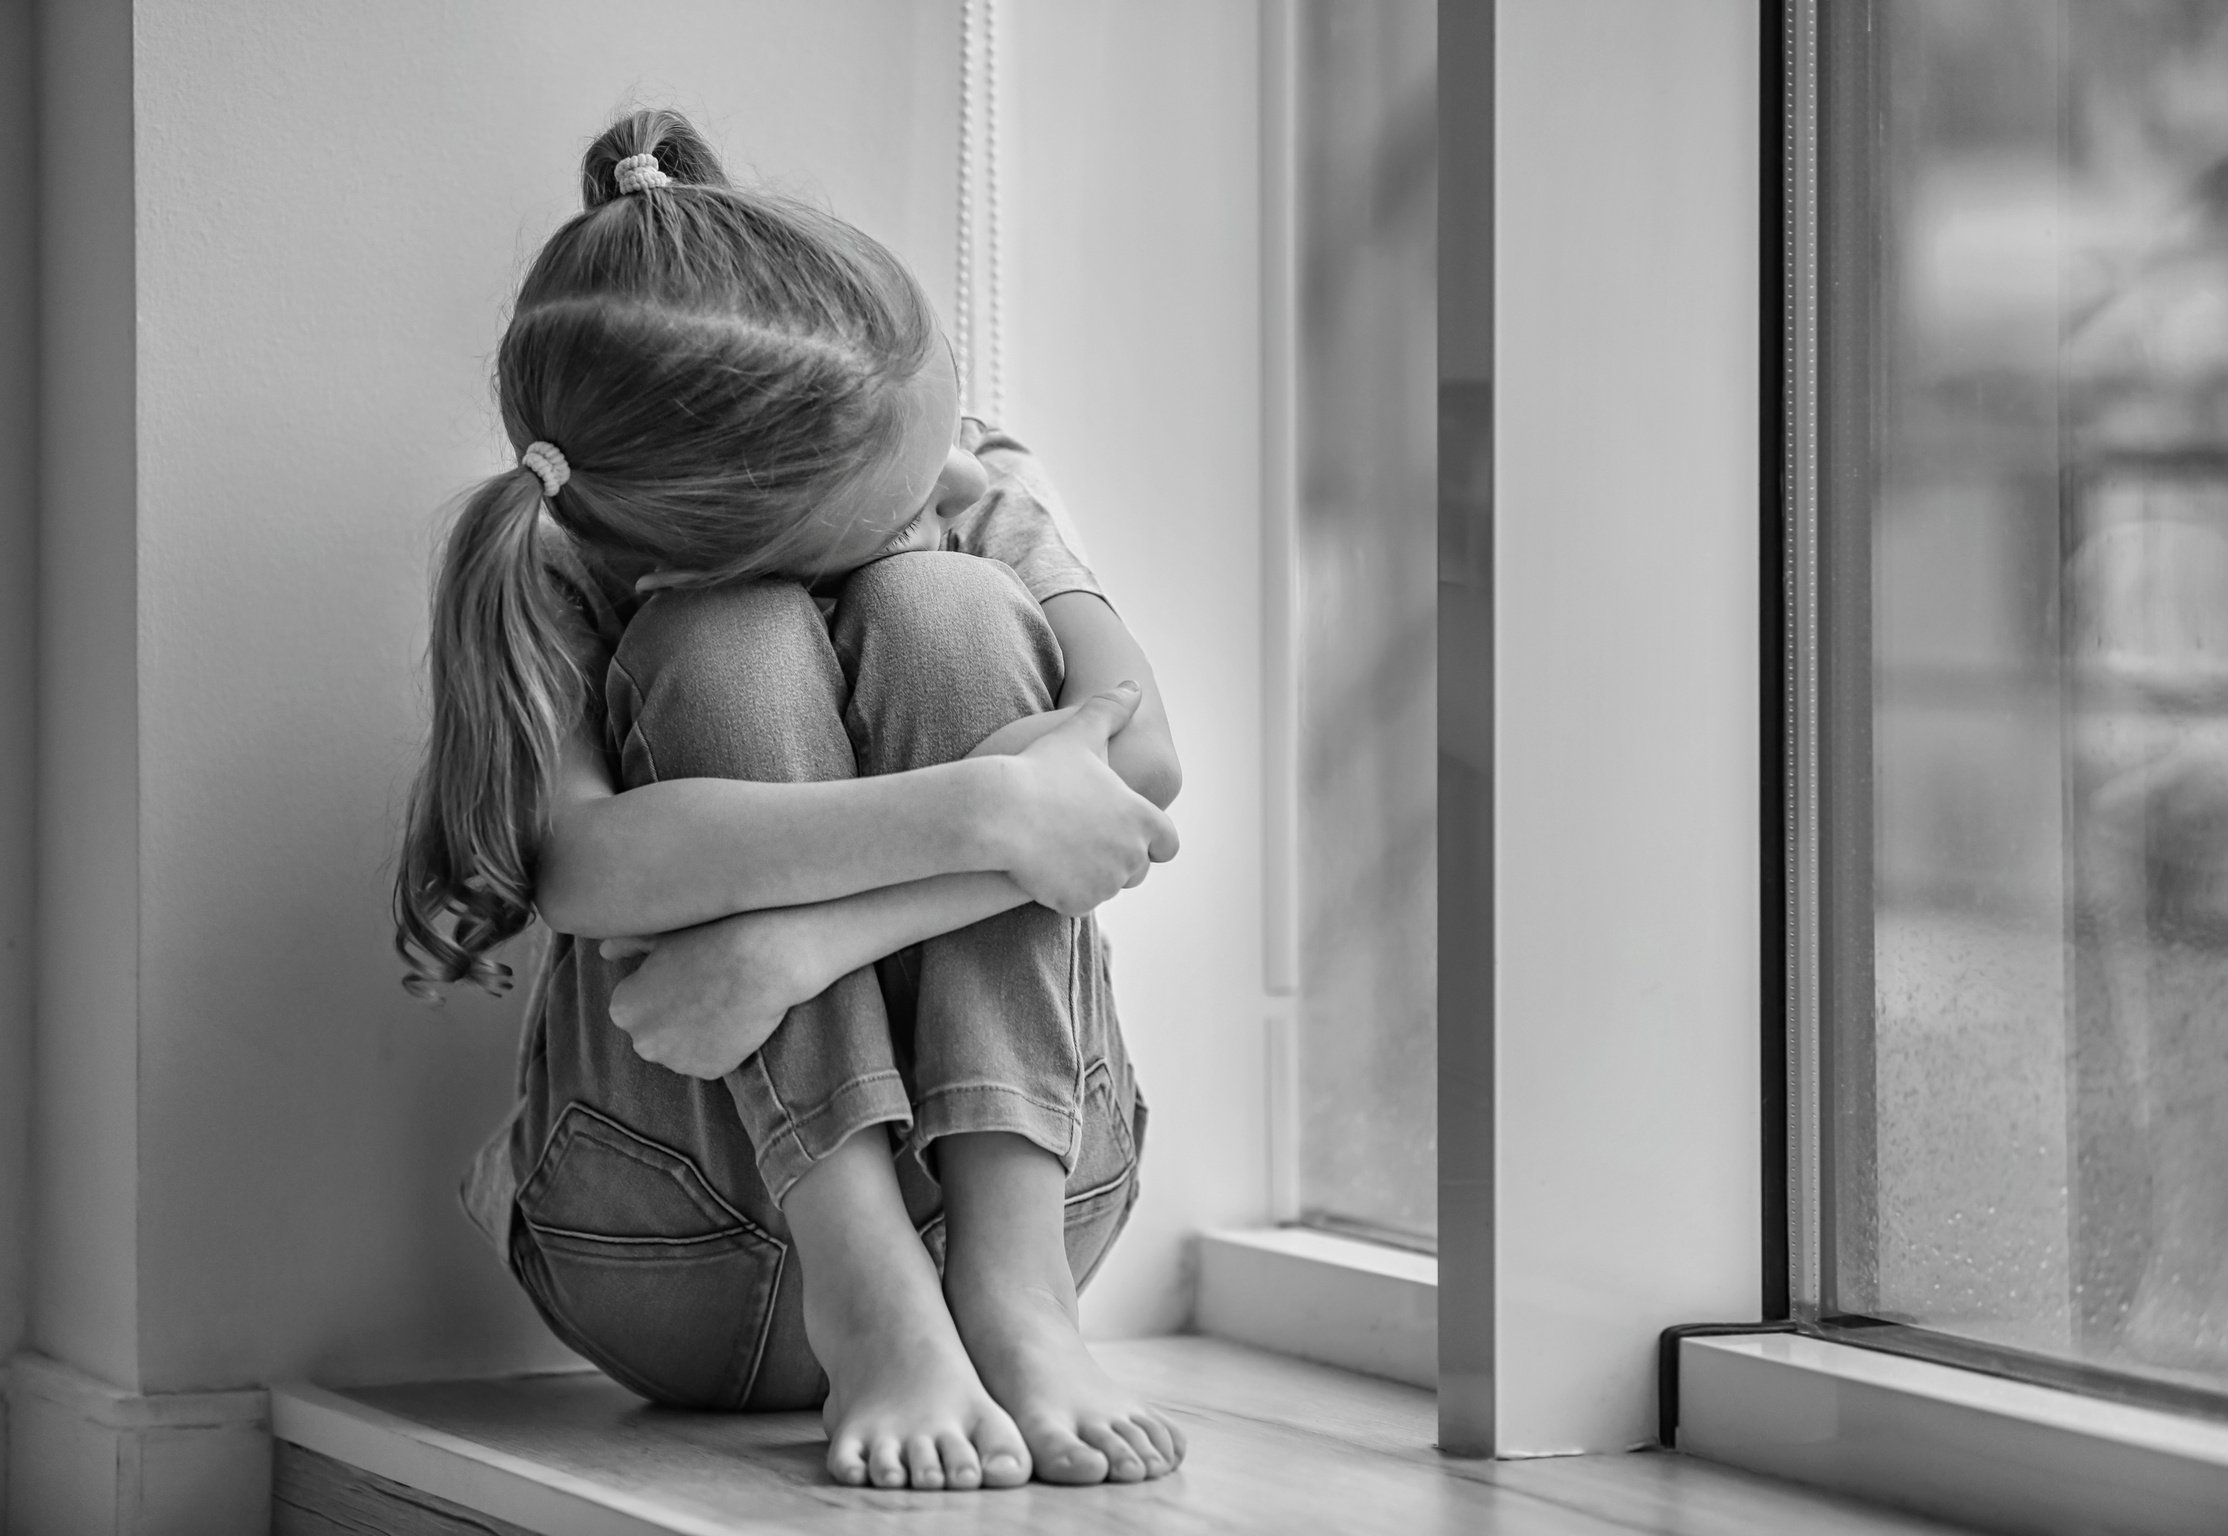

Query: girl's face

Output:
[805, 331, 988, 583]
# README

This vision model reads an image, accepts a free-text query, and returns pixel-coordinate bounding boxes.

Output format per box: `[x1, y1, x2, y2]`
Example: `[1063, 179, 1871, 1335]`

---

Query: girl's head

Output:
[396, 108, 978, 997]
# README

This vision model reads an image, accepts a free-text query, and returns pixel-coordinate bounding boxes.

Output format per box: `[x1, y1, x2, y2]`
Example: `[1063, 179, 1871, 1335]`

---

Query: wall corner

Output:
[4, 1353, 270, 1536]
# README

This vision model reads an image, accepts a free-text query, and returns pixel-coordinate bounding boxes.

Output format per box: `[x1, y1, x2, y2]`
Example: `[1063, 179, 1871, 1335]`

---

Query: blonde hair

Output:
[394, 109, 937, 998]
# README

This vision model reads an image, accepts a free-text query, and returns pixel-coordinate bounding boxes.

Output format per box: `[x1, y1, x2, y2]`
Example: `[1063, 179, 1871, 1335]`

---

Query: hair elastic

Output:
[614, 153, 672, 195]
[519, 440, 569, 498]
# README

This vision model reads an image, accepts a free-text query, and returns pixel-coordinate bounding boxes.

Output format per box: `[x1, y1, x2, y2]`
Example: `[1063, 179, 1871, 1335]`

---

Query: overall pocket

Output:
[511, 1102, 786, 1410]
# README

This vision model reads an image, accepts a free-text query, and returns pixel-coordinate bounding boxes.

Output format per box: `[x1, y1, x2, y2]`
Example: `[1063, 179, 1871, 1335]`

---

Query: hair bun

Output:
[581, 109, 732, 209]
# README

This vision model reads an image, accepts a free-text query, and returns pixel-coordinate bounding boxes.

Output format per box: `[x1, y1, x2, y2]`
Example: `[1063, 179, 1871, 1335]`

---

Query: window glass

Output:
[1827, 0, 2228, 1392]
[1290, 2, 1438, 1245]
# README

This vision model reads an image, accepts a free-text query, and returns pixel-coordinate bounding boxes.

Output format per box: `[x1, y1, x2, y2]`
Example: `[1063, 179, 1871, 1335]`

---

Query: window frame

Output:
[1227, 0, 1765, 1462]
[1780, 0, 2228, 1426]
[1442, 0, 1767, 1457]
[1680, 4, 2228, 1523]
[1202, 0, 1444, 1396]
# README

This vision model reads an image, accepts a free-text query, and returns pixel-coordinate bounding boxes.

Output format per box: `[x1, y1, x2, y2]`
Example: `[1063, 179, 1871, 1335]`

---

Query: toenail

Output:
[986, 1454, 1022, 1476]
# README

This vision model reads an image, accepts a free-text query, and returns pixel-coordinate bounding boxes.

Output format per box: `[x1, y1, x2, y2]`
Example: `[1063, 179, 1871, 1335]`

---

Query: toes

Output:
[936, 1430, 983, 1491]
[976, 1414, 1033, 1488]
[1138, 1411, 1183, 1471]
[982, 1448, 1031, 1488]
[1110, 1417, 1168, 1478]
[867, 1436, 909, 1489]
[828, 1434, 870, 1489]
[1080, 1421, 1145, 1482]
[904, 1433, 944, 1490]
[1029, 1424, 1111, 1486]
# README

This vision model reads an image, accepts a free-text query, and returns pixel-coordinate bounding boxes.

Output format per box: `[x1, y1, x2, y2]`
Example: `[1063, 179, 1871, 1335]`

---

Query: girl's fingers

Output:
[1144, 807, 1180, 863]
[1061, 682, 1143, 750]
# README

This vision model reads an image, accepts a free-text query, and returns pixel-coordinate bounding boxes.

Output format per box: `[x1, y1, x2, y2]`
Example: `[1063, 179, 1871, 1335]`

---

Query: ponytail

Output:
[394, 468, 586, 999]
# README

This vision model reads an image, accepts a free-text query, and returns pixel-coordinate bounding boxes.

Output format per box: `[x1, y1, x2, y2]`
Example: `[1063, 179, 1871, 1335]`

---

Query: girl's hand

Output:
[1041, 591, 1182, 809]
[604, 870, 1026, 1080]
[601, 913, 821, 1079]
[986, 683, 1180, 916]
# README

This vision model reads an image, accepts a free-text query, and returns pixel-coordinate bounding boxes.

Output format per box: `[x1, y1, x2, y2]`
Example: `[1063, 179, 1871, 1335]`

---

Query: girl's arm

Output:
[537, 732, 1002, 937]
[900, 594, 1179, 812]
[536, 682, 1174, 938]
[604, 871, 1031, 1079]
[1042, 592, 1181, 809]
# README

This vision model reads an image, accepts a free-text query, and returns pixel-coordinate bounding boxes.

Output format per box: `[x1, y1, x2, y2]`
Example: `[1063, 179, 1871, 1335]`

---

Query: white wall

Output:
[28, 0, 1265, 1398]
[0, 0, 38, 1386]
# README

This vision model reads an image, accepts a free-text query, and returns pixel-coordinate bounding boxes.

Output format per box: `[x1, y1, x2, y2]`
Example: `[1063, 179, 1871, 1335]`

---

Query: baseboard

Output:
[1194, 1227, 1437, 1388]
[3, 1352, 270, 1536]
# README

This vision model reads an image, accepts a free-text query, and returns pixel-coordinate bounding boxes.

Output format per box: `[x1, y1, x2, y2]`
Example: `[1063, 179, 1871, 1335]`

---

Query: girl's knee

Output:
[615, 580, 826, 694]
[608, 581, 851, 785]
[830, 552, 1061, 699]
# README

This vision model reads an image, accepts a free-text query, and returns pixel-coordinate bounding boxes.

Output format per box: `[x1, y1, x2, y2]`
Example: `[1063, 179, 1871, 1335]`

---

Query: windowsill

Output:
[270, 1335, 1949, 1534]
[266, 1338, 1444, 1533]
[1193, 1227, 1436, 1389]
[1678, 1331, 2228, 1534]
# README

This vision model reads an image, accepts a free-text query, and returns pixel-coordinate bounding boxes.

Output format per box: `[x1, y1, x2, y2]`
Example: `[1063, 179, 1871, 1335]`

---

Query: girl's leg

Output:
[781, 1125, 1026, 1491]
[830, 552, 1181, 1483]
[942, 1133, 1185, 1482]
[526, 580, 1027, 1490]
[607, 581, 912, 1205]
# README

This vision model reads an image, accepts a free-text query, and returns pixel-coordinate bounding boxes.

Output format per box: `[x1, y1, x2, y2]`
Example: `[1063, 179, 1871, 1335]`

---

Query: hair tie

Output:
[519, 441, 569, 498]
[614, 153, 672, 195]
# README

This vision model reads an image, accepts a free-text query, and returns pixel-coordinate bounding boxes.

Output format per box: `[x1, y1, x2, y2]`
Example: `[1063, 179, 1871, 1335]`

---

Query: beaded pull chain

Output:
[956, 0, 1004, 421]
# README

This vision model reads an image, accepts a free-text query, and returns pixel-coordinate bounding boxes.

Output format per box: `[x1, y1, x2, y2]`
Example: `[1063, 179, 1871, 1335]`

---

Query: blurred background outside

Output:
[1851, 0, 2228, 1393]
[1289, 2, 1438, 1249]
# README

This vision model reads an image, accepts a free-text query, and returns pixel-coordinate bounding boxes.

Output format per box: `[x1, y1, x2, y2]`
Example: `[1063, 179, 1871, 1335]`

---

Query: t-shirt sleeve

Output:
[947, 418, 1108, 607]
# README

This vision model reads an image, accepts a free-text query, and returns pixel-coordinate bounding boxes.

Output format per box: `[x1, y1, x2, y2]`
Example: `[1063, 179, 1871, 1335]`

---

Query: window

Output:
[1803, 0, 2228, 1405]
[1275, 0, 1439, 1251]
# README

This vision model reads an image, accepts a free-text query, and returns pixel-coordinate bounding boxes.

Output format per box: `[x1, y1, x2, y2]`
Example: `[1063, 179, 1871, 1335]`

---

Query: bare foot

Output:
[785, 1129, 1032, 1490]
[939, 1132, 1187, 1485]
[948, 1273, 1188, 1484]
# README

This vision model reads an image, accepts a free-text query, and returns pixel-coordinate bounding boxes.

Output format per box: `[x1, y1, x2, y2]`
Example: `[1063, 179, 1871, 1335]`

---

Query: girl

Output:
[395, 109, 1186, 1493]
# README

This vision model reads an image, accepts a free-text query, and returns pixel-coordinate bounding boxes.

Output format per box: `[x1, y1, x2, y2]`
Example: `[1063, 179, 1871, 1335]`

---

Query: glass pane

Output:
[1831, 0, 2228, 1393]
[1291, 2, 1438, 1244]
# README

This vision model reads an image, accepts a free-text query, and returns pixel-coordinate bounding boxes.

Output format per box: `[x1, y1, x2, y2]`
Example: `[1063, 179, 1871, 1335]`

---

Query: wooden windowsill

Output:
[272, 1335, 1969, 1535]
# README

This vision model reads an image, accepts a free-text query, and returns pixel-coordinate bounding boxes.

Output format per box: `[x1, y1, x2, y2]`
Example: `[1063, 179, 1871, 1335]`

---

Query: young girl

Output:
[395, 109, 1186, 1493]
